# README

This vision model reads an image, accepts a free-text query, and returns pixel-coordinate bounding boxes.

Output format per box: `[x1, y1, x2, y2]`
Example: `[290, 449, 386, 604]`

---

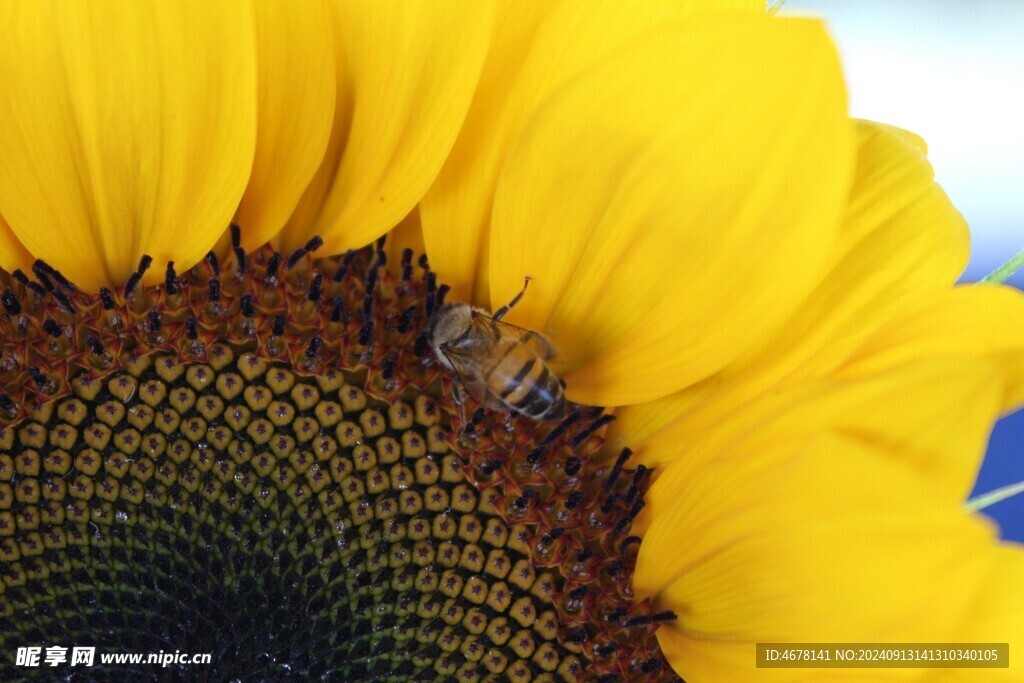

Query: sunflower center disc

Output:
[0, 245, 677, 681]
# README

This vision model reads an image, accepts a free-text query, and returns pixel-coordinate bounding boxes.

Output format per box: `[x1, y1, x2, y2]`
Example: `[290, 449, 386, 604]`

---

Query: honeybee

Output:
[428, 277, 567, 421]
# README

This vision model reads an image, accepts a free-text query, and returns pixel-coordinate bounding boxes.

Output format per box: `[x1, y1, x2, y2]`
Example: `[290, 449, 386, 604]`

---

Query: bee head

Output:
[427, 302, 472, 368]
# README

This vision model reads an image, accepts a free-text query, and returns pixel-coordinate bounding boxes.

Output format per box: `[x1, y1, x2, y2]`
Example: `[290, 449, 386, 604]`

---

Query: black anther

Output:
[625, 615, 652, 629]
[185, 316, 198, 341]
[397, 306, 416, 334]
[565, 626, 588, 643]
[478, 459, 501, 476]
[614, 500, 645, 534]
[147, 311, 161, 333]
[358, 321, 374, 346]
[272, 315, 285, 336]
[640, 658, 662, 674]
[305, 336, 322, 359]
[286, 247, 307, 270]
[330, 296, 345, 323]
[606, 608, 628, 624]
[42, 318, 62, 337]
[87, 334, 105, 355]
[31, 262, 54, 291]
[625, 465, 649, 505]
[51, 268, 75, 291]
[205, 251, 220, 276]
[2, 289, 20, 315]
[240, 294, 255, 318]
[528, 410, 584, 464]
[165, 262, 178, 295]
[99, 288, 115, 310]
[332, 250, 357, 282]
[435, 284, 450, 307]
[266, 253, 282, 279]
[52, 290, 75, 314]
[233, 247, 247, 275]
[563, 457, 582, 477]
[424, 271, 436, 297]
[308, 272, 323, 302]
[123, 272, 142, 298]
[570, 413, 615, 449]
[207, 278, 220, 302]
[576, 549, 596, 563]
[33, 261, 73, 290]
[604, 448, 633, 491]
[400, 249, 413, 282]
[230, 223, 241, 248]
[381, 356, 396, 381]
[413, 332, 428, 356]
[619, 536, 641, 554]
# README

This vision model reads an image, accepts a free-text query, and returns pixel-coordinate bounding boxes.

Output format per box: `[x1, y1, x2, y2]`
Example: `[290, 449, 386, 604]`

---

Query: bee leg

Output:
[451, 382, 468, 431]
[492, 275, 532, 322]
[453, 383, 488, 448]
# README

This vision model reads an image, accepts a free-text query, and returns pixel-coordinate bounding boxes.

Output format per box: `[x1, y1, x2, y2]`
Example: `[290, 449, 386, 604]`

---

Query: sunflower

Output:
[0, 1, 1022, 682]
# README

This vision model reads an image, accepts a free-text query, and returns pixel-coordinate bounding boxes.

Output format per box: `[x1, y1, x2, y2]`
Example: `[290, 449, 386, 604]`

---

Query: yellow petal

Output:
[930, 546, 1024, 682]
[279, 0, 494, 256]
[608, 119, 970, 453]
[0, 0, 256, 291]
[842, 285, 1024, 409]
[733, 359, 1003, 501]
[421, 0, 712, 305]
[635, 434, 997, 682]
[233, 0, 335, 252]
[621, 359, 1003, 504]
[383, 206, 426, 275]
[0, 214, 32, 275]
[488, 15, 851, 406]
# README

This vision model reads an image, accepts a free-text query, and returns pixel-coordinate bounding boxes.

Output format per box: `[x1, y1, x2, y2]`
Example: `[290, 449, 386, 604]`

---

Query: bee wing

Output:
[477, 315, 556, 359]
[438, 344, 504, 411]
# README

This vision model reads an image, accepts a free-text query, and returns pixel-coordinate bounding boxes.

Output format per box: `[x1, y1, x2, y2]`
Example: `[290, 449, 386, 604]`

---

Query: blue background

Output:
[789, 0, 1024, 541]
[974, 407, 1024, 541]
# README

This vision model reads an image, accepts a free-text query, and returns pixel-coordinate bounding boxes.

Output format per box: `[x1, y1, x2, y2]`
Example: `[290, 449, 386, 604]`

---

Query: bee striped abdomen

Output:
[487, 343, 564, 419]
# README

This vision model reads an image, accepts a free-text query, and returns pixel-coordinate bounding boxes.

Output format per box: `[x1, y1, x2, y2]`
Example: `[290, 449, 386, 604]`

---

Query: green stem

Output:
[980, 247, 1024, 284]
[965, 479, 1024, 512]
